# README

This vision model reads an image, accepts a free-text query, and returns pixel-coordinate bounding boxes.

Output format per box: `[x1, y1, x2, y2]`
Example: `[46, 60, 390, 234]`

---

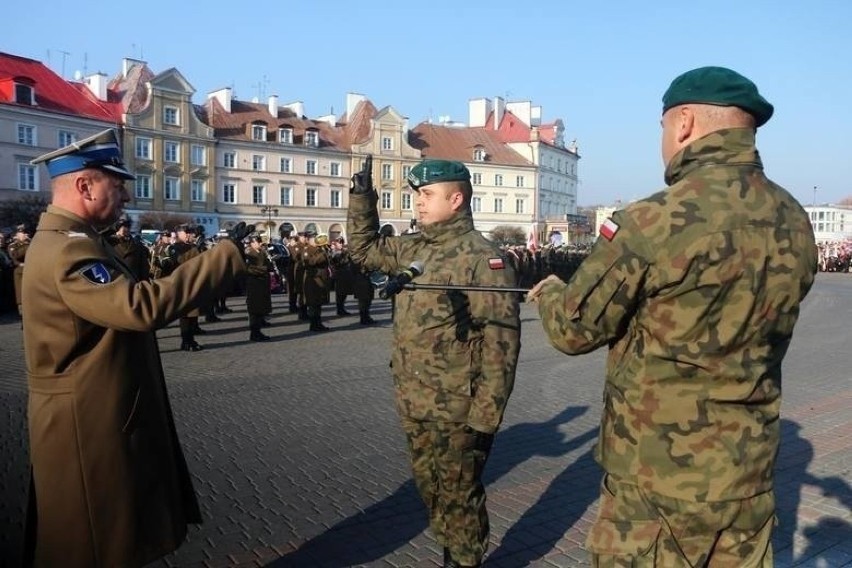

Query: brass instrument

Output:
[314, 233, 329, 246]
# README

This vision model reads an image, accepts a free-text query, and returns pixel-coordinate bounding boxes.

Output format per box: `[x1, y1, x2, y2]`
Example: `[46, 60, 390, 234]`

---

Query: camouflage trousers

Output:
[400, 418, 491, 566]
[588, 474, 775, 567]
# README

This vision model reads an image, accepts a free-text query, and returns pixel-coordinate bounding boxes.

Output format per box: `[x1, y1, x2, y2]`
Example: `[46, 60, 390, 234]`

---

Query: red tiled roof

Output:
[410, 122, 532, 166]
[344, 99, 378, 145]
[204, 97, 348, 152]
[0, 52, 120, 122]
[108, 63, 155, 115]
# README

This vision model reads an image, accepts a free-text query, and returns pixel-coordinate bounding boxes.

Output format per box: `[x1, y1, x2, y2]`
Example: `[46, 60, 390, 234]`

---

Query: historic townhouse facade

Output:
[0, 52, 121, 202]
[346, 93, 422, 235]
[204, 88, 351, 240]
[112, 59, 219, 235]
[469, 97, 580, 232]
[410, 121, 537, 236]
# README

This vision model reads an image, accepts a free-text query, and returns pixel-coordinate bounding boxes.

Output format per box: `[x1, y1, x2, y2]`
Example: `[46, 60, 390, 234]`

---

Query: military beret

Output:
[662, 66, 774, 127]
[304, 229, 317, 237]
[407, 159, 471, 191]
[30, 128, 135, 180]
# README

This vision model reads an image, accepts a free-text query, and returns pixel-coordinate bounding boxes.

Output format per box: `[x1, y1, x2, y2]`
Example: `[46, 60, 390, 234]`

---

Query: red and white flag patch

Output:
[599, 218, 620, 241]
[488, 257, 505, 270]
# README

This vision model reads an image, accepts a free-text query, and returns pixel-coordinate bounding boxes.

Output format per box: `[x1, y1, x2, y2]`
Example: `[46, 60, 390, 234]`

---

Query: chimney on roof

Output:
[284, 101, 305, 118]
[531, 105, 542, 127]
[122, 57, 146, 78]
[530, 127, 540, 142]
[208, 87, 232, 113]
[84, 73, 108, 101]
[493, 96, 505, 130]
[468, 98, 492, 128]
[507, 101, 532, 127]
[268, 94, 278, 117]
[346, 93, 366, 118]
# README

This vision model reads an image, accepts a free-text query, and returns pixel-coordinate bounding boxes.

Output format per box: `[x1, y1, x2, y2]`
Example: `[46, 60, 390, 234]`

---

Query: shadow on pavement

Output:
[774, 418, 852, 567]
[270, 405, 593, 567]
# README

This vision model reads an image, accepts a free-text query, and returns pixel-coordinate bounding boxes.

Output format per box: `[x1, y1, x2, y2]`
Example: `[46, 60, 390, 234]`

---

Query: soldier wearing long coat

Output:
[244, 236, 272, 341]
[22, 206, 246, 567]
[8, 224, 30, 315]
[301, 236, 331, 331]
[172, 226, 204, 351]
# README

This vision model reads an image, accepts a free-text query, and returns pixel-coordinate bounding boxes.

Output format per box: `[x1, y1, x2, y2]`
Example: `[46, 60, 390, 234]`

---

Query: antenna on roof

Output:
[58, 49, 71, 79]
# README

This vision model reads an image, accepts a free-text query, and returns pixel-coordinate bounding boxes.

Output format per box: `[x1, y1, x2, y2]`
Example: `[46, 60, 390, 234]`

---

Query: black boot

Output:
[298, 305, 309, 321]
[337, 306, 351, 316]
[250, 329, 270, 342]
[309, 307, 329, 332]
[359, 309, 375, 325]
[180, 319, 204, 351]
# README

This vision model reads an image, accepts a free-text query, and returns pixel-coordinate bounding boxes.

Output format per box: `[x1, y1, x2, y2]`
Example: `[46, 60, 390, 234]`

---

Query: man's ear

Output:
[74, 173, 94, 199]
[677, 106, 696, 144]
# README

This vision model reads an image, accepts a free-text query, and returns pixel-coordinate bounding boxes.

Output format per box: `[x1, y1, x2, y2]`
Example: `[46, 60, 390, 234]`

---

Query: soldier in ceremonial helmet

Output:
[22, 128, 250, 567]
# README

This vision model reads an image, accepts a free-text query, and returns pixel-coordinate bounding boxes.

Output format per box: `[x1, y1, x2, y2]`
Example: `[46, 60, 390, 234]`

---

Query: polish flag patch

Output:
[599, 218, 620, 241]
[488, 257, 505, 270]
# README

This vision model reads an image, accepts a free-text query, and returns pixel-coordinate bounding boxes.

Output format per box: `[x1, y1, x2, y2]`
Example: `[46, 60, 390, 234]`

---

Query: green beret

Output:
[662, 66, 774, 127]
[407, 159, 471, 190]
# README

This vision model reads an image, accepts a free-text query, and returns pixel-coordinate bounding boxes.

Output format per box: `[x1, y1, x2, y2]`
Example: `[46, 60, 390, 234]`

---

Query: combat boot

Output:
[309, 308, 329, 332]
[359, 309, 375, 325]
[250, 329, 270, 342]
[180, 341, 203, 352]
[298, 305, 309, 321]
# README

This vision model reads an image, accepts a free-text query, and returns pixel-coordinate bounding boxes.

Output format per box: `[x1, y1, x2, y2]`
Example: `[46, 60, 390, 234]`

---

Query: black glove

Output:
[350, 154, 374, 195]
[228, 222, 254, 249]
[463, 425, 494, 452]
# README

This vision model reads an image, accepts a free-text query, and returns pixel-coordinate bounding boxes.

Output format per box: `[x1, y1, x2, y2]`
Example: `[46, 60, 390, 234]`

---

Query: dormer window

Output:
[279, 128, 293, 144]
[163, 106, 179, 126]
[381, 136, 393, 151]
[250, 122, 267, 141]
[304, 130, 319, 147]
[473, 147, 486, 162]
[15, 83, 34, 105]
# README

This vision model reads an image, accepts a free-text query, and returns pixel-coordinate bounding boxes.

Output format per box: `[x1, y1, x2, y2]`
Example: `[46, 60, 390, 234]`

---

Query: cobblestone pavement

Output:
[1, 273, 850, 567]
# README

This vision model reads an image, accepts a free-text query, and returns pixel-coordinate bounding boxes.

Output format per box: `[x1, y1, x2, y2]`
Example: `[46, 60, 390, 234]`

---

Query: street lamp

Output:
[813, 185, 818, 207]
[259, 205, 278, 242]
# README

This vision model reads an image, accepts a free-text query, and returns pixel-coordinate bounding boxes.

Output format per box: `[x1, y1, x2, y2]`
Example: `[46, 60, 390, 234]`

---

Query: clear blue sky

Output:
[5, 0, 850, 207]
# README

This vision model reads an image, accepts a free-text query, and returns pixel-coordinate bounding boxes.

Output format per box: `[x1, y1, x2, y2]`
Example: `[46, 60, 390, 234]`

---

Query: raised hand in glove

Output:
[228, 222, 254, 249]
[350, 154, 374, 195]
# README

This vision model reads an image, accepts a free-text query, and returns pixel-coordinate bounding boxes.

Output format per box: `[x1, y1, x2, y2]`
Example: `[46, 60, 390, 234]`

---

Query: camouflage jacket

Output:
[536, 128, 817, 501]
[348, 194, 521, 433]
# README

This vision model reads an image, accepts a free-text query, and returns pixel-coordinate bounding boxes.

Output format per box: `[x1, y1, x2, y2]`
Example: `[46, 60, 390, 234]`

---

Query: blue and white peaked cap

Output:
[31, 128, 135, 180]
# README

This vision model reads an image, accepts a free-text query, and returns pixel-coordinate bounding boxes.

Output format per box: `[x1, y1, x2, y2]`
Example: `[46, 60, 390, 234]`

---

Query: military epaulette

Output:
[64, 231, 89, 238]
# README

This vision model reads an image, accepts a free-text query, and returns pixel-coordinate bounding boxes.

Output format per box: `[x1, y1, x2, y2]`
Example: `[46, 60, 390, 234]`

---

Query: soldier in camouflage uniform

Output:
[528, 67, 817, 567]
[348, 157, 521, 568]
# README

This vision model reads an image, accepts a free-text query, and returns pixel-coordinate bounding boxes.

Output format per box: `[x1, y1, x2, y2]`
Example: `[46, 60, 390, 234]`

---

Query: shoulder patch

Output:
[488, 257, 505, 270]
[599, 218, 620, 241]
[80, 262, 112, 285]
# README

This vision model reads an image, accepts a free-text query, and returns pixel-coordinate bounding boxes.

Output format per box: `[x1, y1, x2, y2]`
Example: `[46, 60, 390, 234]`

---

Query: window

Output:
[17, 124, 36, 146]
[164, 106, 179, 125]
[252, 154, 265, 171]
[306, 160, 317, 175]
[279, 128, 293, 144]
[304, 131, 319, 147]
[15, 84, 34, 105]
[164, 177, 180, 200]
[401, 192, 412, 211]
[164, 141, 180, 163]
[252, 185, 265, 205]
[191, 145, 206, 166]
[516, 175, 524, 188]
[251, 123, 267, 141]
[223, 152, 236, 168]
[472, 196, 482, 213]
[135, 175, 152, 199]
[58, 130, 77, 147]
[330, 189, 341, 208]
[280, 186, 292, 206]
[381, 191, 392, 210]
[381, 164, 393, 181]
[136, 137, 152, 160]
[330, 162, 341, 177]
[222, 183, 236, 204]
[494, 197, 503, 213]
[280, 157, 292, 173]
[472, 173, 482, 185]
[17, 164, 37, 191]
[402, 165, 412, 179]
[515, 198, 525, 214]
[382, 136, 393, 151]
[494, 174, 503, 186]
[306, 188, 317, 207]
[473, 148, 485, 162]
[191, 180, 206, 202]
